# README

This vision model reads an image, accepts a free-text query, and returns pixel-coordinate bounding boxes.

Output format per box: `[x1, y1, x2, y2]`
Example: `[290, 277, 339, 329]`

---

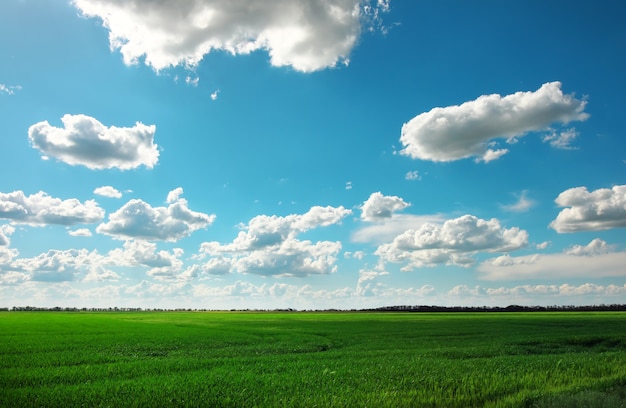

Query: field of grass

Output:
[1, 311, 626, 407]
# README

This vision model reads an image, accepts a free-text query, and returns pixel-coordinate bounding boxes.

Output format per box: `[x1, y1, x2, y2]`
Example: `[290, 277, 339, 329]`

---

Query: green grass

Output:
[1, 311, 625, 407]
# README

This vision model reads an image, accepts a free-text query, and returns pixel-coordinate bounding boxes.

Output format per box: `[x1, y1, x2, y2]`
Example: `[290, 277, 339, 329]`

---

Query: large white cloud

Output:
[28, 114, 158, 170]
[478, 238, 626, 280]
[0, 190, 104, 226]
[72, 0, 389, 73]
[550, 185, 626, 232]
[97, 188, 215, 242]
[376, 214, 528, 269]
[198, 205, 350, 277]
[400, 82, 588, 163]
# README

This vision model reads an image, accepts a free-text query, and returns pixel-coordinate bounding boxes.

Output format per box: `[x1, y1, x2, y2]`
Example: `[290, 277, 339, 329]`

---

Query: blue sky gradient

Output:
[1, 0, 625, 309]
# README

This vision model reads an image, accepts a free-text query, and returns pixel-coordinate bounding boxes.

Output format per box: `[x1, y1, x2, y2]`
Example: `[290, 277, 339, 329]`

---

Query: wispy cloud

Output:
[478, 239, 626, 280]
[0, 84, 22, 95]
[500, 190, 535, 212]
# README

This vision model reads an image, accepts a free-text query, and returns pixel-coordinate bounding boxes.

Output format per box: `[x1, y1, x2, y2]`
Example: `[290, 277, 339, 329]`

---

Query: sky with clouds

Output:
[1, 0, 626, 309]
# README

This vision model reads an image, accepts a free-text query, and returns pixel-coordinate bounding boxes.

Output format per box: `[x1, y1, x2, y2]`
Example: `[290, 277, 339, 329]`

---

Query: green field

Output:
[1, 311, 626, 407]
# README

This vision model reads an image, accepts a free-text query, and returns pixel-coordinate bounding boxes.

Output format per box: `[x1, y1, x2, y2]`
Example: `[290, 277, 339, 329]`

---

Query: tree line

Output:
[4, 304, 626, 312]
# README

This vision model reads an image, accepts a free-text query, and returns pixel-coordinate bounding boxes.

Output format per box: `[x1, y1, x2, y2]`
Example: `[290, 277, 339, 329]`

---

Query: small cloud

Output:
[500, 190, 535, 213]
[536, 241, 550, 250]
[543, 128, 579, 150]
[345, 181, 353, 190]
[69, 228, 92, 237]
[0, 84, 22, 95]
[405, 171, 421, 181]
[94, 186, 122, 198]
[185, 76, 199, 87]
[210, 89, 220, 101]
[344, 250, 366, 260]
[360, 192, 410, 222]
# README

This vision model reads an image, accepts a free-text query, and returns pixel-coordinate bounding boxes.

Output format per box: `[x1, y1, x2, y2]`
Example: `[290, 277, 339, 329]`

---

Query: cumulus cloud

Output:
[0, 190, 104, 226]
[28, 114, 159, 170]
[11, 248, 103, 282]
[550, 185, 626, 232]
[107, 240, 185, 280]
[400, 82, 588, 162]
[360, 192, 410, 222]
[72, 0, 389, 73]
[0, 225, 15, 246]
[478, 239, 626, 280]
[198, 205, 351, 277]
[94, 186, 122, 198]
[376, 214, 528, 269]
[97, 188, 215, 241]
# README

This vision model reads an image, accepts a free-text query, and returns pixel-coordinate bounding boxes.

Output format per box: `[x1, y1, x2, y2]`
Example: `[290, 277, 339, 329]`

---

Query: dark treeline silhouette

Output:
[5, 304, 626, 312]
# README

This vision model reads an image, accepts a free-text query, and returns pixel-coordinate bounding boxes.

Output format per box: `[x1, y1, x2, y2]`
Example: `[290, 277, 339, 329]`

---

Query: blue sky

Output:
[1, 0, 625, 309]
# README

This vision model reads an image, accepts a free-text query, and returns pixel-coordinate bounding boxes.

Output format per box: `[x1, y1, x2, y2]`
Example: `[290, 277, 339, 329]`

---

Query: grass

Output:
[1, 311, 625, 407]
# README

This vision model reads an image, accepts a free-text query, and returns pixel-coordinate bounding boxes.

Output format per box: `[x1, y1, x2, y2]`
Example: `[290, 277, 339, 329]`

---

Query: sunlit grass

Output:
[1, 311, 625, 407]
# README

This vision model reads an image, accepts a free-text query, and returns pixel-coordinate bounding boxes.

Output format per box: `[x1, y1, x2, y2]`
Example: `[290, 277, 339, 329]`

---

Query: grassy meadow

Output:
[1, 311, 626, 407]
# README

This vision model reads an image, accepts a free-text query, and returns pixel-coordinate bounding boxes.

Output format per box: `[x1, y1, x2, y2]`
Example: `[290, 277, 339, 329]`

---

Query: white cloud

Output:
[543, 127, 579, 150]
[376, 214, 528, 269]
[28, 114, 159, 170]
[72, 0, 390, 73]
[94, 186, 122, 198]
[210, 90, 220, 101]
[0, 190, 104, 226]
[68, 228, 92, 237]
[352, 214, 444, 244]
[185, 76, 199, 87]
[449, 283, 626, 302]
[536, 241, 550, 250]
[344, 250, 365, 259]
[405, 171, 420, 181]
[360, 192, 410, 222]
[198, 205, 350, 277]
[0, 84, 22, 95]
[550, 185, 626, 232]
[478, 239, 626, 280]
[400, 82, 589, 162]
[97, 188, 215, 241]
[500, 190, 535, 213]
[0, 225, 15, 246]
[11, 248, 102, 282]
